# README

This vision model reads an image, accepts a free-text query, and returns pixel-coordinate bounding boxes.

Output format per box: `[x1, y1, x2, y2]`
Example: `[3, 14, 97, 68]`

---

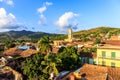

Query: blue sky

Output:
[0, 0, 120, 33]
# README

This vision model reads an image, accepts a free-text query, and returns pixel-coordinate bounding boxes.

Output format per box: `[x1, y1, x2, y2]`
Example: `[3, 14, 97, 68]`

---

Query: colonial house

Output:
[97, 44, 120, 67]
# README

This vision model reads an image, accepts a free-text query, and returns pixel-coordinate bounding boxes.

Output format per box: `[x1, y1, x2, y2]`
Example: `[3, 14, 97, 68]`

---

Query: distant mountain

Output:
[0, 30, 53, 41]
[0, 30, 34, 39]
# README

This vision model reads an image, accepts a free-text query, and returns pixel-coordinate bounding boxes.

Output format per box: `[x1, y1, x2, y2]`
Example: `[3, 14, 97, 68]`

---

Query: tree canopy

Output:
[38, 36, 52, 54]
[21, 52, 45, 80]
[58, 46, 81, 71]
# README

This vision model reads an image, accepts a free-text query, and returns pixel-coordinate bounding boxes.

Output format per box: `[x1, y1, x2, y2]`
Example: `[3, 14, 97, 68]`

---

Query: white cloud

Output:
[0, 8, 22, 30]
[45, 2, 53, 6]
[0, 0, 14, 6]
[55, 12, 78, 28]
[37, 6, 46, 14]
[37, 2, 53, 26]
[6, 0, 13, 6]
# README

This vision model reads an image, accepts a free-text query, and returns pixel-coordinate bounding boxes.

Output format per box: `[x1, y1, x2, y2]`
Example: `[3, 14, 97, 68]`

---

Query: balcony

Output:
[98, 56, 120, 60]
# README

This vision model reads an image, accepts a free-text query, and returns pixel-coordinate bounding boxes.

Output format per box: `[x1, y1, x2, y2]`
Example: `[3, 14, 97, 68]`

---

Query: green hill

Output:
[73, 26, 120, 38]
[0, 30, 53, 41]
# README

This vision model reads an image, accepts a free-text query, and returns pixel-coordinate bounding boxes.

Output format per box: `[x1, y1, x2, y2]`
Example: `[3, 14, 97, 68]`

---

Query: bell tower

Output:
[68, 28, 73, 42]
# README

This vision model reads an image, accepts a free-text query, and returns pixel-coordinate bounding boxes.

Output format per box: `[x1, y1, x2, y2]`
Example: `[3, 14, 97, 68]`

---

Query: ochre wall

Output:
[97, 48, 120, 67]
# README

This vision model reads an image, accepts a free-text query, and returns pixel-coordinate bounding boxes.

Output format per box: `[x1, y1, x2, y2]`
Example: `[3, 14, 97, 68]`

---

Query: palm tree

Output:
[41, 54, 61, 76]
[38, 36, 52, 54]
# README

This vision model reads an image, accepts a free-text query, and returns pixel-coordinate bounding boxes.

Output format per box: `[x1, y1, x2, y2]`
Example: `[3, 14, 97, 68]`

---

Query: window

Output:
[111, 62, 115, 68]
[102, 61, 105, 66]
[102, 51, 106, 57]
[111, 52, 116, 58]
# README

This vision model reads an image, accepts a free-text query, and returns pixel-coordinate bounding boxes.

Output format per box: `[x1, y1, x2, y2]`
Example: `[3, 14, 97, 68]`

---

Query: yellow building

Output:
[97, 45, 120, 67]
[53, 40, 65, 47]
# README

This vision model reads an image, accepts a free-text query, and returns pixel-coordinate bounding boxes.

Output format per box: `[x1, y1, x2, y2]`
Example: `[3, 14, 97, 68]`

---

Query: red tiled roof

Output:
[62, 64, 108, 80]
[107, 67, 120, 80]
[98, 44, 120, 50]
[20, 49, 38, 58]
[75, 64, 108, 80]
[74, 64, 120, 80]
[110, 36, 120, 40]
[103, 40, 120, 45]
[4, 48, 23, 56]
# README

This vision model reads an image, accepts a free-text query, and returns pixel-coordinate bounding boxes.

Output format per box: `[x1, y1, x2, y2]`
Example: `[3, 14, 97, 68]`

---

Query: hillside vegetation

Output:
[73, 27, 120, 38]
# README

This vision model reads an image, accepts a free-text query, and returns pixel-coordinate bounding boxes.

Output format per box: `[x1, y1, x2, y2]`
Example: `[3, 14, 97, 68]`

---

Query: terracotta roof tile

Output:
[107, 67, 120, 80]
[103, 40, 120, 45]
[74, 64, 120, 80]
[110, 36, 120, 40]
[74, 64, 108, 80]
[4, 48, 23, 56]
[20, 49, 38, 58]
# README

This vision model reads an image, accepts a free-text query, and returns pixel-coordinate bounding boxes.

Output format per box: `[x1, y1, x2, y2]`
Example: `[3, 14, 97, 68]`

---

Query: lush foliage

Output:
[82, 47, 97, 53]
[58, 46, 81, 71]
[21, 53, 45, 80]
[38, 36, 52, 54]
[50, 35, 67, 40]
[21, 53, 60, 80]
[21, 46, 81, 79]
[5, 41, 16, 49]
[73, 27, 120, 39]
[94, 38, 101, 44]
[81, 37, 89, 42]
[41, 54, 61, 76]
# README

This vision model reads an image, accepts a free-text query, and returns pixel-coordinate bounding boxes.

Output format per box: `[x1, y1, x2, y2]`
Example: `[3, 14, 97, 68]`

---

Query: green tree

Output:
[41, 54, 61, 77]
[5, 41, 16, 49]
[82, 47, 97, 53]
[94, 38, 101, 44]
[83, 48, 90, 53]
[81, 37, 89, 42]
[90, 47, 97, 52]
[58, 46, 80, 71]
[21, 53, 45, 80]
[38, 36, 52, 54]
[21, 53, 61, 79]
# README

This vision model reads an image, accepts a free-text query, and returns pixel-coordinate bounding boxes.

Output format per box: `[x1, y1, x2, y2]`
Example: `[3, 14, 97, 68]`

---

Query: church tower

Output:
[68, 28, 73, 42]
